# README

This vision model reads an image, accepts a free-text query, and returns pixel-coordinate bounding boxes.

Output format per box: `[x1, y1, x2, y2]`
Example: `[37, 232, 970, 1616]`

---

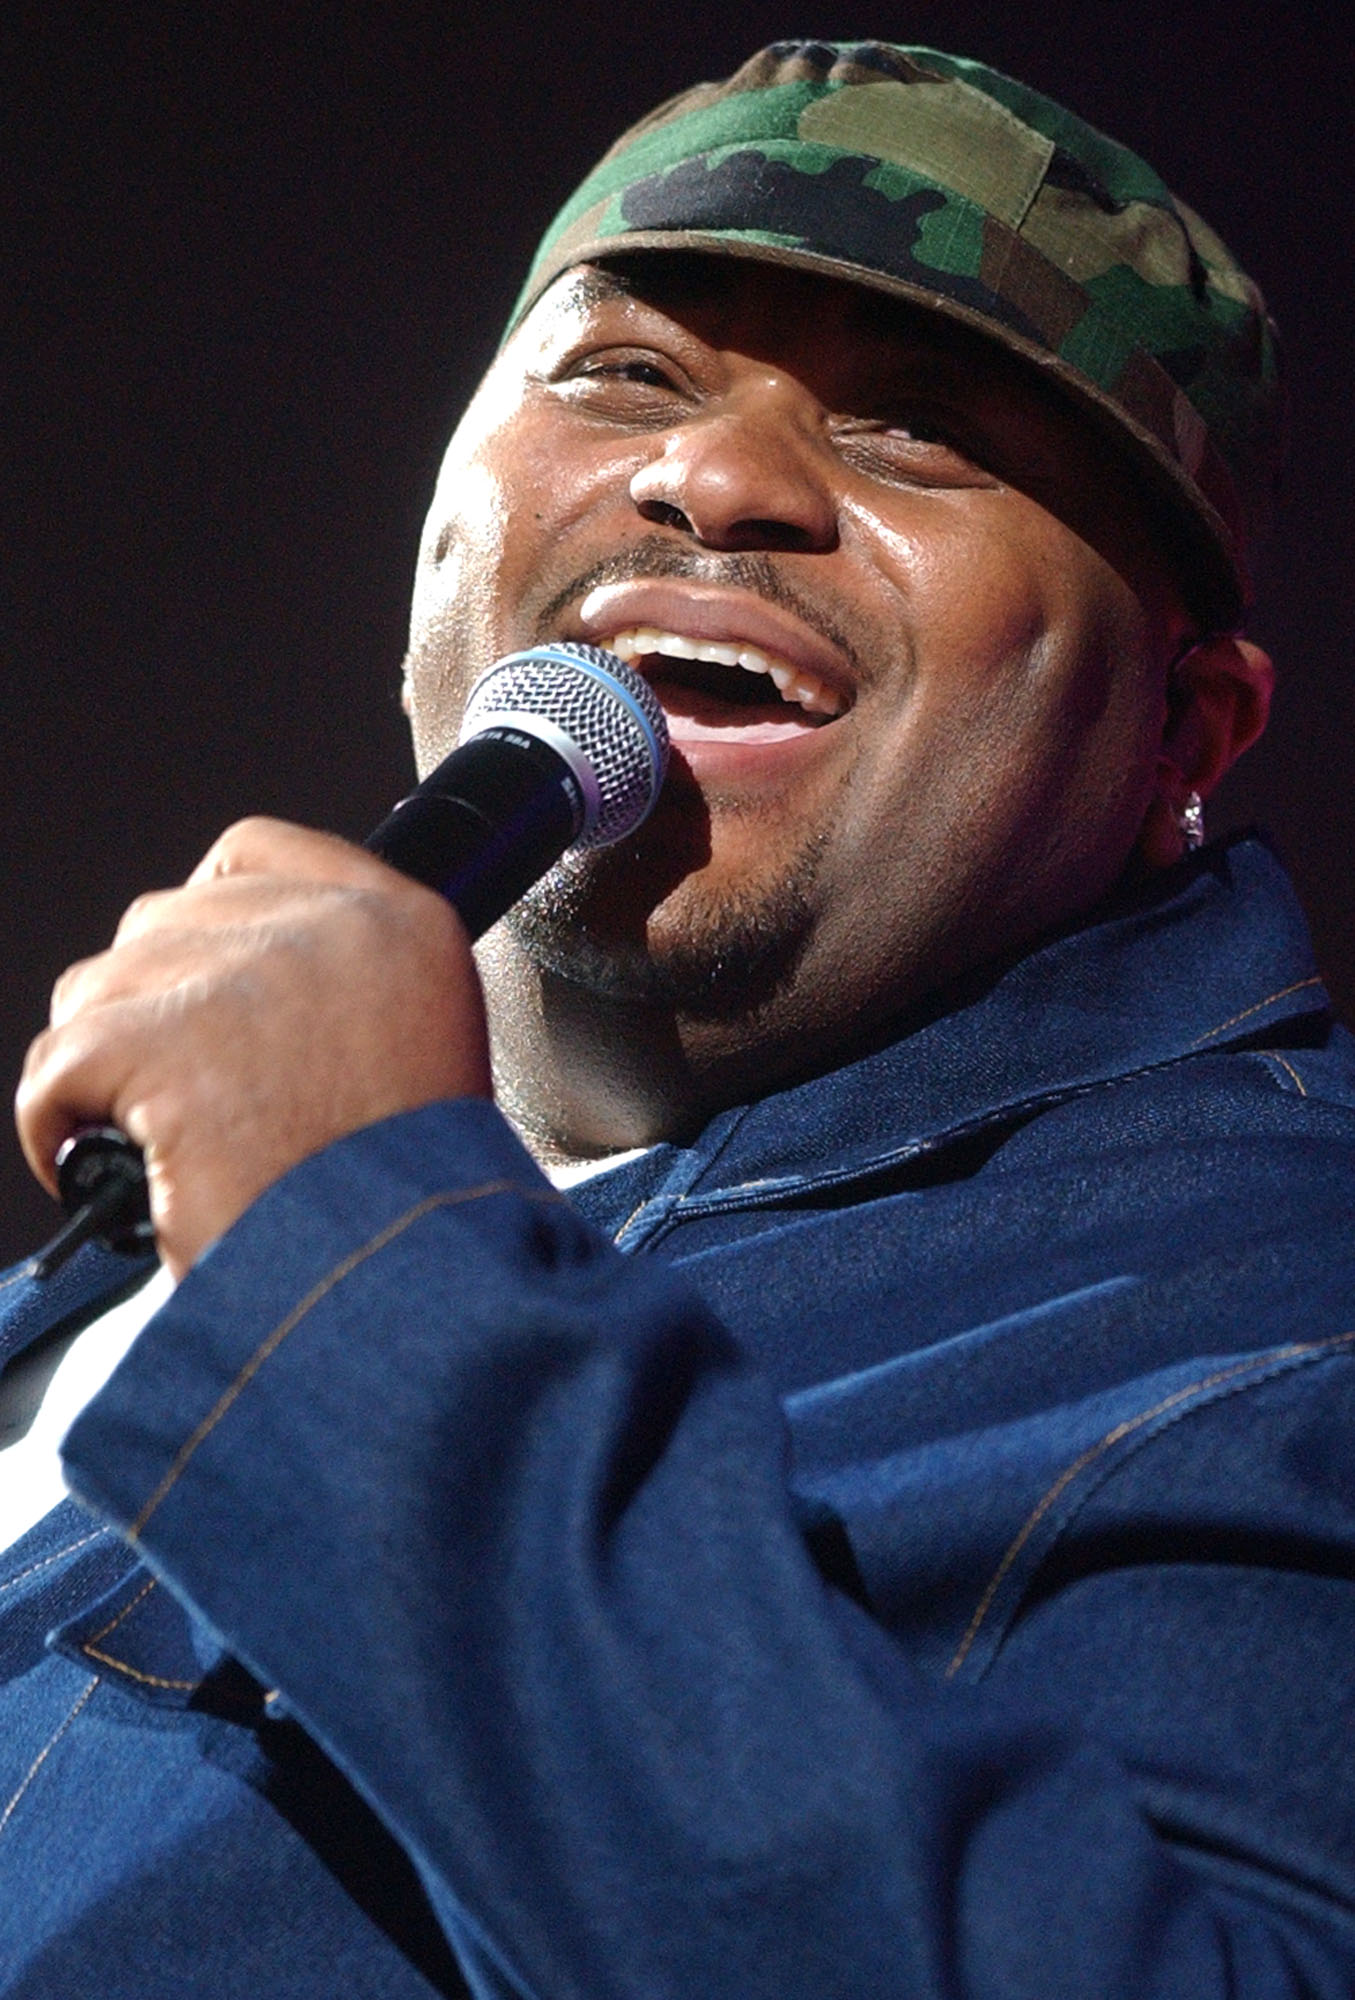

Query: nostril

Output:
[634, 498, 831, 554]
[741, 519, 822, 553]
[637, 499, 693, 533]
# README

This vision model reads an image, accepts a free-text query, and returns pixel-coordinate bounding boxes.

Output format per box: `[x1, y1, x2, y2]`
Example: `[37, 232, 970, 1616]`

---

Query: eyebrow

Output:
[559, 266, 633, 311]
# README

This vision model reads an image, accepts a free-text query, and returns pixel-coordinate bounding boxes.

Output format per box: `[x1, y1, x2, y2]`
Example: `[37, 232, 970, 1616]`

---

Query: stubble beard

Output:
[502, 819, 829, 1022]
[409, 537, 854, 1021]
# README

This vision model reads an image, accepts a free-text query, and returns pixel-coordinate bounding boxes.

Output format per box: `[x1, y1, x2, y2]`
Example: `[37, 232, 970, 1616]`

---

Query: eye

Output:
[589, 357, 678, 388]
[833, 411, 990, 488]
[544, 346, 694, 423]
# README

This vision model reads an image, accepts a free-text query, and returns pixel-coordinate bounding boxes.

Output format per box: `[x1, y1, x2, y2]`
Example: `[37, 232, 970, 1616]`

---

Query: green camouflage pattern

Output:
[510, 41, 1282, 624]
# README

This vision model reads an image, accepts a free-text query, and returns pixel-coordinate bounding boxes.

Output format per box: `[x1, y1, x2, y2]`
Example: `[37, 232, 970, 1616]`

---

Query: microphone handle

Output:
[364, 726, 582, 934]
[31, 728, 586, 1278]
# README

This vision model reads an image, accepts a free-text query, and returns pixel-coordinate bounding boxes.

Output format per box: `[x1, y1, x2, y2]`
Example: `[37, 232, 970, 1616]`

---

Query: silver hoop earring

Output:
[1177, 791, 1205, 851]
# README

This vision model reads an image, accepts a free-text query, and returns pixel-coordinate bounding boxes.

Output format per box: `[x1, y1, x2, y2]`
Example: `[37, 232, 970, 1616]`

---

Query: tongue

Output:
[652, 677, 821, 743]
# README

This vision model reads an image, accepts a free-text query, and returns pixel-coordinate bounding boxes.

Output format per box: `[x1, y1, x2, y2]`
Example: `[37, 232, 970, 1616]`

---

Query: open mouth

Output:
[605, 627, 848, 726]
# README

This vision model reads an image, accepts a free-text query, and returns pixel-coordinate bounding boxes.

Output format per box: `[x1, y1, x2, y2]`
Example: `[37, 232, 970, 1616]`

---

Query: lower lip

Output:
[652, 682, 843, 782]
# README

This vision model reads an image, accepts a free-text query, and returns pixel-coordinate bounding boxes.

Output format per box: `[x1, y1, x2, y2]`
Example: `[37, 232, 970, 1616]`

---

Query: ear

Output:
[1137, 634, 1274, 868]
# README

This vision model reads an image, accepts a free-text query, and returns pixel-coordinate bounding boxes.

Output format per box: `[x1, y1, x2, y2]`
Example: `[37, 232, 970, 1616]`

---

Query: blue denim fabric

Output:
[2, 834, 1354, 1996]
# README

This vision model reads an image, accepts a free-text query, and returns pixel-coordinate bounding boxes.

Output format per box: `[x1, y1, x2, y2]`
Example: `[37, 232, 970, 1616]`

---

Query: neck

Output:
[475, 858, 1164, 1163]
[477, 941, 705, 1165]
[476, 925, 854, 1164]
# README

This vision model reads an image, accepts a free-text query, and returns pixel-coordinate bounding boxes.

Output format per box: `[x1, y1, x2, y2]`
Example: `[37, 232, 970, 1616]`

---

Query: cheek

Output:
[414, 368, 561, 596]
[944, 603, 1164, 906]
[406, 408, 642, 771]
[421, 423, 632, 623]
[411, 459, 504, 622]
[845, 497, 1058, 699]
[846, 528, 1162, 887]
[906, 512, 1158, 772]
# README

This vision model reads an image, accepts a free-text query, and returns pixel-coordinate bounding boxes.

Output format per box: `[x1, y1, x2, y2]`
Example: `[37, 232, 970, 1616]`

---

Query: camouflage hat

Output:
[510, 40, 1282, 627]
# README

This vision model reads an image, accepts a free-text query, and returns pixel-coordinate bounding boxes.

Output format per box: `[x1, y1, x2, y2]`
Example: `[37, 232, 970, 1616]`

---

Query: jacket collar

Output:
[572, 835, 1328, 1230]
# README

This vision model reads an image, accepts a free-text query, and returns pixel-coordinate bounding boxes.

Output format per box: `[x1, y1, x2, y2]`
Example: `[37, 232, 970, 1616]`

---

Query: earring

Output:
[1177, 790, 1205, 851]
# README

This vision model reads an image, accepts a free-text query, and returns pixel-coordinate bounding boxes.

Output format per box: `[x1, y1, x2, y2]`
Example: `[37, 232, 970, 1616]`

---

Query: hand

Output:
[16, 818, 493, 1279]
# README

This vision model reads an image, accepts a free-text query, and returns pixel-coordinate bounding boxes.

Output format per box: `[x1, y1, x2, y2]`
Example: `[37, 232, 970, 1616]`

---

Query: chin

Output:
[502, 837, 826, 1021]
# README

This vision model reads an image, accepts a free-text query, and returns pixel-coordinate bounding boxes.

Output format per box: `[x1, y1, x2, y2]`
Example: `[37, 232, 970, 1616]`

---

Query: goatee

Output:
[503, 832, 827, 1021]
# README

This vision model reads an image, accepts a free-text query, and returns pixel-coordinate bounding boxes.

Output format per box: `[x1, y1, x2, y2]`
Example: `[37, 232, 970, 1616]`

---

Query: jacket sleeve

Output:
[61, 1099, 1355, 2000]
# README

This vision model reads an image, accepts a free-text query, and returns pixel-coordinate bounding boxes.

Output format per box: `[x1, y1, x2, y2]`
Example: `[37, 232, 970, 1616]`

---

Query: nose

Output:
[628, 374, 839, 554]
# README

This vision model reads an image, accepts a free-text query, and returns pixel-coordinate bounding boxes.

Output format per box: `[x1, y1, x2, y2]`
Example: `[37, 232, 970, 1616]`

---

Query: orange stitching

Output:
[73, 1573, 201, 1689]
[130, 1180, 563, 1538]
[0, 1675, 99, 1840]
[1266, 1054, 1308, 1097]
[0, 1527, 111, 1598]
[78, 1568, 158, 1648]
[614, 1199, 651, 1242]
[78, 1643, 198, 1690]
[945, 1327, 1355, 1680]
[1189, 976, 1323, 1048]
[81, 1574, 158, 1643]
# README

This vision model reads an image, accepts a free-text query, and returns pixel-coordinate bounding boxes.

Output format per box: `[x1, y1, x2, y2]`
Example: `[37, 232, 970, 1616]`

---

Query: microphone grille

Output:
[460, 643, 669, 847]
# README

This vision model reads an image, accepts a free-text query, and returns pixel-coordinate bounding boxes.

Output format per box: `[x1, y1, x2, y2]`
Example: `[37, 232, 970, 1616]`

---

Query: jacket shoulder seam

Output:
[946, 1326, 1355, 1679]
[1188, 975, 1324, 1048]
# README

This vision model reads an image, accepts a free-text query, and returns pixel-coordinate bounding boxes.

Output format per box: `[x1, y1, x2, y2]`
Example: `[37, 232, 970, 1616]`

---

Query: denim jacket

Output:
[2, 834, 1354, 1997]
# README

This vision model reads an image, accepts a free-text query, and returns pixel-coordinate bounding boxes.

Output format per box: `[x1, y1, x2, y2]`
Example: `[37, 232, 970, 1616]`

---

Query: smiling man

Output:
[5, 40, 1355, 2000]
[407, 251, 1269, 1159]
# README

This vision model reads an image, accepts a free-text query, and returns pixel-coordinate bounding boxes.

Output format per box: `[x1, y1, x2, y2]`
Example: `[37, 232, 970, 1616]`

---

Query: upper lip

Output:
[569, 580, 856, 705]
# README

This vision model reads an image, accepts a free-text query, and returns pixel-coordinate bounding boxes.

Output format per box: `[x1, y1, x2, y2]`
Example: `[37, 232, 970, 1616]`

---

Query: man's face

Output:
[405, 257, 1189, 1080]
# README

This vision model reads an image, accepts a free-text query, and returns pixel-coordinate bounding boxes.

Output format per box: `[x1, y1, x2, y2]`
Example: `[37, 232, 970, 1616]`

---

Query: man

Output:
[3, 38, 1354, 1997]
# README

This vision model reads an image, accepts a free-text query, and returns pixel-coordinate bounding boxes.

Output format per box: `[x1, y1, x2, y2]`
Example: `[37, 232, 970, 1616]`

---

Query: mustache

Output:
[534, 537, 866, 680]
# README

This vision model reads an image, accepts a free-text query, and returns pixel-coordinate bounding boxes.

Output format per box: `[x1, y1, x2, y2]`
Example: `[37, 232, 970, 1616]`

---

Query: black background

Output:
[4, 3, 1350, 1265]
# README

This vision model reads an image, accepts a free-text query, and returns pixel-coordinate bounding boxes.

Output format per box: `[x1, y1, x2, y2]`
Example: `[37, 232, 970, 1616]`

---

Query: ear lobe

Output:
[1138, 634, 1274, 868]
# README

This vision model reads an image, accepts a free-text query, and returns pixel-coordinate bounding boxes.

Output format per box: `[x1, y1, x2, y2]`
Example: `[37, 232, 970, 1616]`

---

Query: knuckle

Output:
[221, 813, 282, 852]
[193, 815, 365, 890]
[193, 821, 249, 880]
[48, 958, 91, 1022]
[113, 889, 169, 942]
[352, 876, 447, 955]
[191, 816, 285, 883]
[17, 1022, 55, 1091]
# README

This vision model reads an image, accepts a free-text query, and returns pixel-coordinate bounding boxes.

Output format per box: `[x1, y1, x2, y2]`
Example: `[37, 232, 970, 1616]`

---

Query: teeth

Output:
[606, 627, 846, 718]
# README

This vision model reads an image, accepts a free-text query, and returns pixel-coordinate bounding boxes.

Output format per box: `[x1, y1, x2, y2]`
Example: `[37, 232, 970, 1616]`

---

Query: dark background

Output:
[4, 4, 1350, 1265]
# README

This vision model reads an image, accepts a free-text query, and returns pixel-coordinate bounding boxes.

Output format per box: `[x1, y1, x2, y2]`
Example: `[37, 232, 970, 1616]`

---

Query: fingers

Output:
[186, 816, 398, 890]
[116, 817, 396, 940]
[52, 922, 245, 1026]
[15, 814, 494, 1275]
[94, 821, 378, 953]
[58, 871, 361, 1025]
[16, 998, 152, 1197]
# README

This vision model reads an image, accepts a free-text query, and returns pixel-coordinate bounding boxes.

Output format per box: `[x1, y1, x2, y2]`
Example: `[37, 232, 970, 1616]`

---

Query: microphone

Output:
[365, 641, 667, 929]
[31, 643, 668, 1278]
